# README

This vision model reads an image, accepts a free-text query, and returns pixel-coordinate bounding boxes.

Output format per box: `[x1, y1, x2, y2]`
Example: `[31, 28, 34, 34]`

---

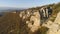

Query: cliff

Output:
[0, 2, 60, 34]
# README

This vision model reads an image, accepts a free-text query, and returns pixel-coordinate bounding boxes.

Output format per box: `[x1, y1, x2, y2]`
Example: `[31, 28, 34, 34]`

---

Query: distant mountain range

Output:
[0, 7, 26, 12]
[0, 7, 26, 16]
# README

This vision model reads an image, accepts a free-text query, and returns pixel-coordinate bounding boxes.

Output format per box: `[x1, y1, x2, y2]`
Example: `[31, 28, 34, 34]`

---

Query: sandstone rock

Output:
[19, 10, 41, 33]
[43, 12, 60, 34]
[27, 11, 41, 32]
[54, 12, 60, 24]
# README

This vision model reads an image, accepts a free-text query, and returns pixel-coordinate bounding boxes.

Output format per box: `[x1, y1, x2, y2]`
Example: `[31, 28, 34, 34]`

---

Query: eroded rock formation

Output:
[19, 10, 41, 32]
[43, 12, 60, 34]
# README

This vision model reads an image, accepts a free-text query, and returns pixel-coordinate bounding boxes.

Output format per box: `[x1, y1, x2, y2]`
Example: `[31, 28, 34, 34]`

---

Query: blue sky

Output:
[0, 0, 60, 8]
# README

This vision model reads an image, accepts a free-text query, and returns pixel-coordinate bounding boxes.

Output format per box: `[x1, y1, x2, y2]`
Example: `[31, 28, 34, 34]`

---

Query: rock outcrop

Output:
[43, 12, 60, 34]
[19, 10, 41, 32]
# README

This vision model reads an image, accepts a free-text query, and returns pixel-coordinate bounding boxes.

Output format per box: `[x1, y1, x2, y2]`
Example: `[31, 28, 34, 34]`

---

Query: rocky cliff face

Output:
[0, 8, 60, 34]
[11, 9, 60, 34]
[43, 11, 60, 34]
[19, 9, 41, 32]
[0, 9, 49, 34]
[17, 9, 49, 34]
[0, 5, 60, 34]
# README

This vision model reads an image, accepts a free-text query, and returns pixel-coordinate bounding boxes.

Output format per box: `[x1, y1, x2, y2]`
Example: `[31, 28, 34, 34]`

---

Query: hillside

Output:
[0, 2, 60, 34]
